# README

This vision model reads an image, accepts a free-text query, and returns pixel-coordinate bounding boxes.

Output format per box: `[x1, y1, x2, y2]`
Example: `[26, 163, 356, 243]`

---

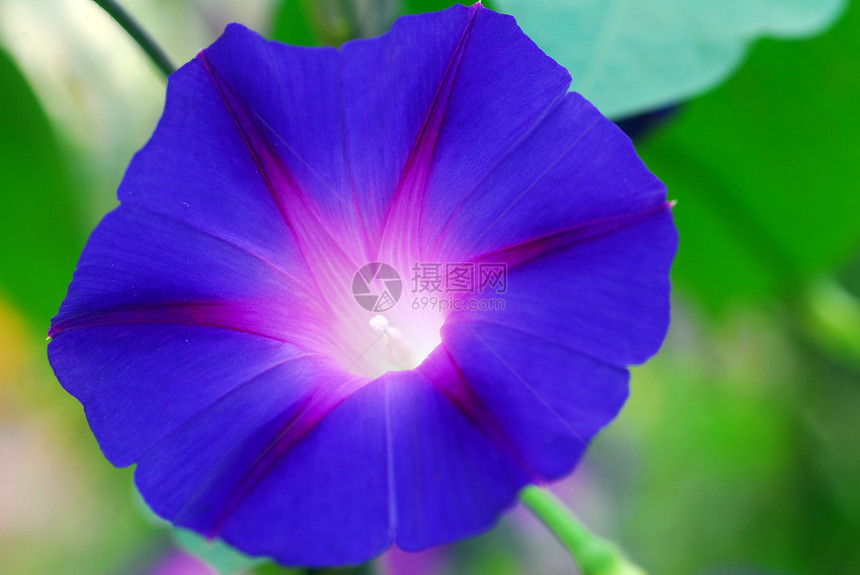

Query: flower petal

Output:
[340, 4, 492, 246]
[135, 359, 386, 567]
[49, 206, 314, 329]
[428, 92, 668, 264]
[440, 321, 629, 482]
[47, 201, 338, 468]
[196, 25, 369, 300]
[365, 5, 573, 263]
[217, 382, 391, 566]
[49, 323, 305, 466]
[384, 367, 529, 551]
[448, 210, 677, 367]
[117, 51, 309, 287]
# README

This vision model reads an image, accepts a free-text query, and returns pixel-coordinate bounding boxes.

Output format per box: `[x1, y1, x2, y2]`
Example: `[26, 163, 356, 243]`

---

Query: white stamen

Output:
[369, 314, 389, 332]
[368, 314, 419, 370]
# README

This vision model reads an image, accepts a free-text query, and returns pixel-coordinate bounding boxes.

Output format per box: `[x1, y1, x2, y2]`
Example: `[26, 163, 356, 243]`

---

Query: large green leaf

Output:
[0, 48, 83, 330]
[494, 0, 846, 118]
[636, 0, 860, 310]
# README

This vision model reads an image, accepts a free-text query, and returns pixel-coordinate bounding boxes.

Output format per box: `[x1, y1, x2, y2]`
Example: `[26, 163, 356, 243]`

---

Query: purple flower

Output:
[48, 3, 676, 568]
[148, 550, 216, 575]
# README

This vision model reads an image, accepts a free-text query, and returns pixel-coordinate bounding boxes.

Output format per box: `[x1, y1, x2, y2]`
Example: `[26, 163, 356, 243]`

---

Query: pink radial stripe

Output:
[199, 373, 372, 538]
[135, 351, 324, 461]
[423, 90, 569, 261]
[198, 51, 364, 319]
[472, 201, 675, 268]
[47, 301, 332, 353]
[417, 346, 543, 480]
[378, 4, 480, 265]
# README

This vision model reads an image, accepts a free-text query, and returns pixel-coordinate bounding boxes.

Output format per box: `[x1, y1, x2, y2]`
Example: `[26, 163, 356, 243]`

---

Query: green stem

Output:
[336, 0, 362, 39]
[92, 0, 175, 78]
[795, 279, 860, 370]
[520, 486, 647, 575]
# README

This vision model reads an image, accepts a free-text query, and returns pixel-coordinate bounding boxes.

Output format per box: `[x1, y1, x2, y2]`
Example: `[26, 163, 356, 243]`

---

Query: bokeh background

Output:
[1, 1, 859, 574]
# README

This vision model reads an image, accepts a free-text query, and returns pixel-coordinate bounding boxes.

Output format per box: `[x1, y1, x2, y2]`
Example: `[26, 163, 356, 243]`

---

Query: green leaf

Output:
[402, 0, 458, 13]
[403, 0, 498, 13]
[271, 0, 323, 46]
[0, 48, 84, 330]
[620, 358, 800, 574]
[635, 0, 860, 310]
[401, 0, 498, 15]
[493, 0, 846, 119]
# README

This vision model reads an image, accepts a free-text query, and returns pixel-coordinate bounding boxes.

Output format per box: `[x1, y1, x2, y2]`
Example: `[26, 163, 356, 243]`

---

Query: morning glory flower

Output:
[48, 3, 676, 567]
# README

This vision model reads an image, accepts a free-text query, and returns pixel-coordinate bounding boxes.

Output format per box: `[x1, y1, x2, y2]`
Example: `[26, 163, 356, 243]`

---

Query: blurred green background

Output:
[1, 1, 859, 574]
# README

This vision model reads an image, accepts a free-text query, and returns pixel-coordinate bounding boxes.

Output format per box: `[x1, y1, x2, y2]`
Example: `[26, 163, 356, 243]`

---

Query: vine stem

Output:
[92, 0, 175, 78]
[519, 486, 647, 575]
